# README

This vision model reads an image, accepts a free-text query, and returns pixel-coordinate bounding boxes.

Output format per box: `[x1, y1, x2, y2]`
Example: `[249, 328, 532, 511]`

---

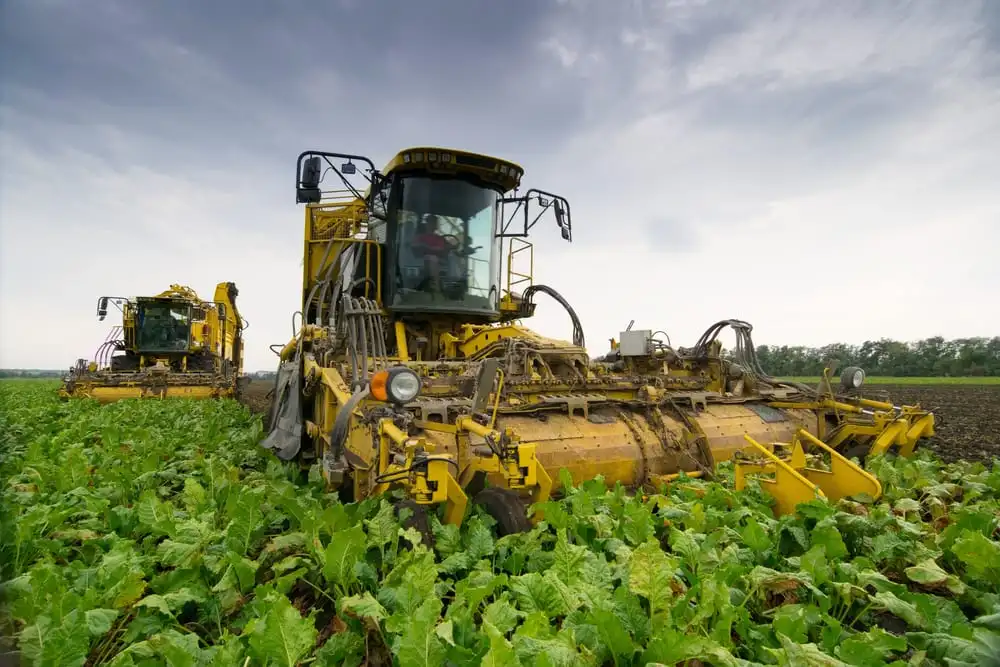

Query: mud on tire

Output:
[393, 498, 435, 547]
[473, 487, 531, 536]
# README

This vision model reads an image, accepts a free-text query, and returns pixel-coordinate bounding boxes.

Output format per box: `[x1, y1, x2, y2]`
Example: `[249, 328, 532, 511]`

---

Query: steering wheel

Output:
[440, 234, 483, 256]
[440, 234, 462, 249]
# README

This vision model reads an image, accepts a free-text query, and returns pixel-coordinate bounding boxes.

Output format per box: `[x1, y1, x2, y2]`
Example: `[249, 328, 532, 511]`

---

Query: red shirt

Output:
[415, 233, 447, 252]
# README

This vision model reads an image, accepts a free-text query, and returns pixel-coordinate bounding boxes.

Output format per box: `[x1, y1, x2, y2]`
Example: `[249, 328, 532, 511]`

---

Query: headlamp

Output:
[370, 366, 422, 405]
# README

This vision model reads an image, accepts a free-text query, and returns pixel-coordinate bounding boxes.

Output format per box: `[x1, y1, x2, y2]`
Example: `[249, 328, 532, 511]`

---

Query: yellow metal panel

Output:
[692, 405, 816, 463]
[84, 384, 224, 403]
[493, 410, 702, 489]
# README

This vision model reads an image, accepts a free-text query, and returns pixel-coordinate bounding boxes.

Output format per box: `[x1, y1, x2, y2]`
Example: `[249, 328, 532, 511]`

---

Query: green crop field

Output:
[1, 379, 999, 666]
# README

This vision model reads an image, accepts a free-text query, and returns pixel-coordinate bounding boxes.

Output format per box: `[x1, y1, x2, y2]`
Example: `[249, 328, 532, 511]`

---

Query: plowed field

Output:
[241, 378, 273, 415]
[240, 380, 1000, 464]
[859, 384, 1000, 464]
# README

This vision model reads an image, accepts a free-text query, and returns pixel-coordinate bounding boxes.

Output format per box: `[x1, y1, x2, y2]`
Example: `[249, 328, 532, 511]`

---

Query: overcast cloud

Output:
[2, 0, 998, 371]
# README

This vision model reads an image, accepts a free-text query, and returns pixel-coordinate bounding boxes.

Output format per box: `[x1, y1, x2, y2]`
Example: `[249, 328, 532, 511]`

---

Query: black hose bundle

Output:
[522, 284, 586, 349]
[686, 319, 817, 396]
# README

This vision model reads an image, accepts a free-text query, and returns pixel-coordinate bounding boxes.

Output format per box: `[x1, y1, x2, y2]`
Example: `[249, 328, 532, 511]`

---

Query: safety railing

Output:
[505, 237, 533, 298]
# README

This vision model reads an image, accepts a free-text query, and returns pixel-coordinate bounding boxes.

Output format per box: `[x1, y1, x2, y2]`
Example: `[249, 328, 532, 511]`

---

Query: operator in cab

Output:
[412, 214, 457, 293]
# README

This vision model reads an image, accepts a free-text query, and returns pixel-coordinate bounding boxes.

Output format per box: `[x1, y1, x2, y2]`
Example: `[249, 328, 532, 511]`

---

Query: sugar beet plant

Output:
[1, 380, 999, 666]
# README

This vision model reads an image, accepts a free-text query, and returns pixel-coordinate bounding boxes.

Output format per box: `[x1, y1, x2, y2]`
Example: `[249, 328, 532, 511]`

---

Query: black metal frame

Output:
[96, 296, 129, 322]
[295, 150, 382, 205]
[496, 188, 573, 242]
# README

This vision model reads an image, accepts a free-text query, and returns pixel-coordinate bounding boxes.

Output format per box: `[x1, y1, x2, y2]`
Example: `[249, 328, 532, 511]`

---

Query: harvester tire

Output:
[473, 487, 531, 536]
[842, 442, 870, 465]
[393, 499, 435, 547]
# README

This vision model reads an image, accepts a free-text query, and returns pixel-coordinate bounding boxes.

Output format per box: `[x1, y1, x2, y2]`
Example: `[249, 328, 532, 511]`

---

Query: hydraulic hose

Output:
[522, 284, 586, 349]
[328, 385, 371, 464]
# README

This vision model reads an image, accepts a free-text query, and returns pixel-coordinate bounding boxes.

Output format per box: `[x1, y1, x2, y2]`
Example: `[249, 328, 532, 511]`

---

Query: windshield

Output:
[393, 175, 500, 312]
[136, 301, 192, 352]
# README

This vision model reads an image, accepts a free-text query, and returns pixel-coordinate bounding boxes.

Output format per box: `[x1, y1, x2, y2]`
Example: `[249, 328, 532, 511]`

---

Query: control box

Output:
[619, 329, 652, 357]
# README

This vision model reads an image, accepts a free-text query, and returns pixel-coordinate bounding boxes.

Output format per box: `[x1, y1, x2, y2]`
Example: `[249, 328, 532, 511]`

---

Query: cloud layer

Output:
[2, 0, 998, 370]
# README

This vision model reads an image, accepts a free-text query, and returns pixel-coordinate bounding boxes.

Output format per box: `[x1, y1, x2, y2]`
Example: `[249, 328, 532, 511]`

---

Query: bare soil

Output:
[859, 384, 1000, 464]
[241, 379, 274, 416]
[240, 380, 1000, 464]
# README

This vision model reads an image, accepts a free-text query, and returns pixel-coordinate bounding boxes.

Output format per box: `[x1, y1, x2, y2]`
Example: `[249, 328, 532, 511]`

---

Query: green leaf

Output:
[379, 547, 439, 622]
[642, 628, 743, 667]
[741, 516, 771, 553]
[591, 607, 634, 663]
[135, 594, 172, 616]
[622, 499, 653, 546]
[84, 608, 119, 637]
[770, 632, 851, 666]
[951, 531, 1000, 585]
[365, 499, 397, 550]
[800, 545, 832, 587]
[871, 591, 926, 629]
[837, 627, 908, 666]
[907, 630, 1000, 667]
[627, 540, 678, 623]
[247, 592, 318, 667]
[455, 571, 508, 611]
[339, 592, 388, 625]
[810, 517, 847, 560]
[483, 595, 523, 635]
[509, 572, 568, 618]
[146, 629, 205, 667]
[771, 604, 822, 644]
[394, 597, 448, 667]
[322, 523, 366, 590]
[224, 487, 266, 556]
[481, 619, 522, 667]
[314, 630, 365, 667]
[905, 558, 966, 595]
[551, 529, 587, 585]
[19, 612, 91, 667]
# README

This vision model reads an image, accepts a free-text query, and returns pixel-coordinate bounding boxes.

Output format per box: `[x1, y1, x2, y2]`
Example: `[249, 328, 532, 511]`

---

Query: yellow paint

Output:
[735, 430, 882, 517]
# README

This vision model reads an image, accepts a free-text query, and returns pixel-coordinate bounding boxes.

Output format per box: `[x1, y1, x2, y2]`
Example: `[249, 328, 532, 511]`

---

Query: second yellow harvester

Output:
[60, 282, 246, 402]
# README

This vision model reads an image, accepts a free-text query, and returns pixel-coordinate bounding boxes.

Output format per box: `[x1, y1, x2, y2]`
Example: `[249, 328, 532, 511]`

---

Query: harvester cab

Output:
[59, 283, 248, 403]
[261, 146, 937, 537]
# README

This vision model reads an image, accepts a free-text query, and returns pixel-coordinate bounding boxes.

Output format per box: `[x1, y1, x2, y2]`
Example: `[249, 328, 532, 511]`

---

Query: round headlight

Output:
[387, 366, 421, 404]
[840, 366, 866, 390]
[370, 366, 422, 405]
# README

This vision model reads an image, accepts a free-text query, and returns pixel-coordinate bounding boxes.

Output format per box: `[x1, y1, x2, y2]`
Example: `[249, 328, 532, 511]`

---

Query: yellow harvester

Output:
[60, 283, 246, 402]
[261, 147, 935, 532]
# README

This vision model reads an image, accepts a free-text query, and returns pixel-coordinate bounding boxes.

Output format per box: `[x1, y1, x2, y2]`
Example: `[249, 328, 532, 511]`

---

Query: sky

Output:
[2, 0, 998, 371]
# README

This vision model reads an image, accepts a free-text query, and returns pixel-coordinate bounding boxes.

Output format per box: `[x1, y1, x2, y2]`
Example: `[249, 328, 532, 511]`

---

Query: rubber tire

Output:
[473, 487, 531, 536]
[840, 366, 865, 391]
[393, 499, 435, 548]
[842, 442, 871, 465]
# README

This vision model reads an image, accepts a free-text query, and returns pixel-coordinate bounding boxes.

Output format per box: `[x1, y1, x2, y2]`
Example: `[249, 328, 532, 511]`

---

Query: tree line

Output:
[3, 336, 999, 378]
[0, 369, 63, 378]
[752, 336, 1000, 377]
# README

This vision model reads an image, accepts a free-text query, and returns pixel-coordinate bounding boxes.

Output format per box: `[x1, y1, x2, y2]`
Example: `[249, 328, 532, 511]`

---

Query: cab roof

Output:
[381, 146, 524, 193]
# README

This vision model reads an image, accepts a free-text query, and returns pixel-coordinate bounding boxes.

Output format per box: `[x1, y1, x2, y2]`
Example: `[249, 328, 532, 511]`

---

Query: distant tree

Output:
[748, 336, 1000, 377]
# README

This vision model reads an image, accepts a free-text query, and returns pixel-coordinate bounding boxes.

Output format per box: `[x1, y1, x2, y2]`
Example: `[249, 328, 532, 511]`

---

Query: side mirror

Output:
[297, 156, 322, 203]
[97, 297, 109, 321]
[554, 200, 571, 242]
